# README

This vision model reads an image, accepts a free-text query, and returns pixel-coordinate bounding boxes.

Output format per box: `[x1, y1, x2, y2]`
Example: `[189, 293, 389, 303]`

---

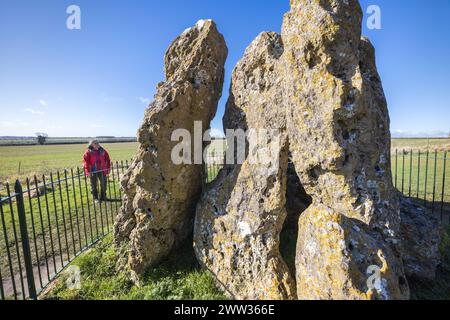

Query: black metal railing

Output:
[0, 161, 130, 300]
[204, 151, 226, 185]
[1, 148, 448, 300]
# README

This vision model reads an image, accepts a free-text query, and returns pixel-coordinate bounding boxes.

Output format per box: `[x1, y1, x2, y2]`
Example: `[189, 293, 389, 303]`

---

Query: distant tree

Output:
[35, 132, 49, 145]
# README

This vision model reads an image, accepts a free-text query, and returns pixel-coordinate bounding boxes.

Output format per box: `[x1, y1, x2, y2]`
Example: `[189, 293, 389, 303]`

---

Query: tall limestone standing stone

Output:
[194, 32, 297, 300]
[114, 20, 227, 281]
[282, 0, 409, 299]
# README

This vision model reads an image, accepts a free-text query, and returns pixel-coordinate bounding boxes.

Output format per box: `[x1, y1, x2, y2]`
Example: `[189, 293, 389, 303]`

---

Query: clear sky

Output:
[0, 0, 449, 138]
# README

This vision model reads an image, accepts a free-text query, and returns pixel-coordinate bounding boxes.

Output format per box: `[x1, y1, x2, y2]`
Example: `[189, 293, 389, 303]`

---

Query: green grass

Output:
[392, 150, 450, 209]
[392, 138, 450, 151]
[40, 234, 227, 300]
[0, 142, 138, 184]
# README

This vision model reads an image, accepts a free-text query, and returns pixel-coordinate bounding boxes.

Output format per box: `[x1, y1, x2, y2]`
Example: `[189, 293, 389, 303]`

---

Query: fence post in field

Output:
[14, 180, 37, 300]
[401, 150, 406, 193]
[394, 149, 398, 189]
[431, 151, 438, 215]
[417, 150, 421, 200]
[408, 149, 413, 197]
[441, 151, 447, 222]
[424, 150, 430, 207]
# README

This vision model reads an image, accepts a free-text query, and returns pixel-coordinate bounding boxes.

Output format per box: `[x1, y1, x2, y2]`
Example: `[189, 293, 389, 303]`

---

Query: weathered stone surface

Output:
[280, 0, 409, 300]
[296, 205, 409, 300]
[114, 19, 227, 281]
[283, 0, 397, 230]
[112, 0, 436, 300]
[399, 197, 441, 281]
[194, 32, 297, 300]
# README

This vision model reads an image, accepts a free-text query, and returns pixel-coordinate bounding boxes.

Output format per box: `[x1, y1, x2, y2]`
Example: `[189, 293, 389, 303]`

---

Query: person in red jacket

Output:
[83, 140, 111, 202]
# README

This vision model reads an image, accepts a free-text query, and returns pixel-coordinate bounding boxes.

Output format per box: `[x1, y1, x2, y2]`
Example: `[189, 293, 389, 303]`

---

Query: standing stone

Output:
[282, 0, 409, 299]
[114, 19, 227, 282]
[194, 32, 297, 300]
[283, 1, 396, 230]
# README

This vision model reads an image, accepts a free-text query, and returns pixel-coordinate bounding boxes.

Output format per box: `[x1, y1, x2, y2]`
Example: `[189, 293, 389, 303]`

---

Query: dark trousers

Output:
[90, 172, 107, 200]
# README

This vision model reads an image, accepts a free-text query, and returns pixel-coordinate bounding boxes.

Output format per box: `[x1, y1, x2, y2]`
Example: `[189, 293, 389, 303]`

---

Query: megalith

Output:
[113, 0, 440, 300]
[114, 19, 227, 281]
[282, 0, 409, 300]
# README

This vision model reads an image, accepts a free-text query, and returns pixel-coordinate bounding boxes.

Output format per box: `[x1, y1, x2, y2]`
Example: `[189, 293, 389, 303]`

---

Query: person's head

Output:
[89, 139, 101, 151]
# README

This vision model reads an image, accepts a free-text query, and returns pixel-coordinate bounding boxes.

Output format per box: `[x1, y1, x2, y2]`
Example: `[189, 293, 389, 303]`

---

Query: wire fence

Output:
[0, 149, 448, 300]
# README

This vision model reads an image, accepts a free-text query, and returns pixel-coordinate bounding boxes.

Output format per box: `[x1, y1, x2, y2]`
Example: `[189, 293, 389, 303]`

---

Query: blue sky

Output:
[0, 0, 449, 137]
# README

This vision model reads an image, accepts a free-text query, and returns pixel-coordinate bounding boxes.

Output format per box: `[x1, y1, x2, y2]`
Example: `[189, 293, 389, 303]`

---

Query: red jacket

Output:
[83, 147, 111, 175]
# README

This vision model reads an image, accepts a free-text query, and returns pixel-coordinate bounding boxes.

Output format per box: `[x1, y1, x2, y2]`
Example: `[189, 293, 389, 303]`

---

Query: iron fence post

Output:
[441, 151, 447, 222]
[394, 149, 398, 189]
[431, 151, 438, 215]
[0, 267, 4, 300]
[424, 151, 430, 207]
[14, 180, 37, 300]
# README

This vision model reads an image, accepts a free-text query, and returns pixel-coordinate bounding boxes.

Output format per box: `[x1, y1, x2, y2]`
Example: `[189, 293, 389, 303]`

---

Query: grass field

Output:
[1, 138, 446, 185]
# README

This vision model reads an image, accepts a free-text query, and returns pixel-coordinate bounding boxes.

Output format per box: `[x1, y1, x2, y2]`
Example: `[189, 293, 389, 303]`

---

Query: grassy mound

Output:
[41, 234, 227, 300]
